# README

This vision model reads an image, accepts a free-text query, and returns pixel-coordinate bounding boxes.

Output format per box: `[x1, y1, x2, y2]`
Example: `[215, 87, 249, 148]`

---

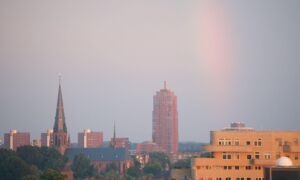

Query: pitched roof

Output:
[65, 147, 131, 161]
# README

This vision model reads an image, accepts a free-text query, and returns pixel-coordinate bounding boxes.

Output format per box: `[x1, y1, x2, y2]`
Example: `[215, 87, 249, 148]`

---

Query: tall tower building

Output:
[52, 78, 69, 154]
[152, 81, 178, 153]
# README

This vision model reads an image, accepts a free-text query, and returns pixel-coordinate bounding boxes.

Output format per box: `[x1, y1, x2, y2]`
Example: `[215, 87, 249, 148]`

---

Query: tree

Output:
[148, 152, 170, 169]
[143, 162, 162, 177]
[16, 146, 67, 171]
[71, 153, 95, 179]
[40, 169, 66, 180]
[126, 166, 141, 178]
[0, 149, 34, 180]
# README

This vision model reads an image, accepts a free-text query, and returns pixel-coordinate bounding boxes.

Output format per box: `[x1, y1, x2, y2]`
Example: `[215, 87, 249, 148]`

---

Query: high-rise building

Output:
[41, 129, 53, 147]
[152, 81, 178, 153]
[4, 129, 30, 150]
[191, 122, 300, 180]
[78, 129, 103, 148]
[52, 78, 69, 154]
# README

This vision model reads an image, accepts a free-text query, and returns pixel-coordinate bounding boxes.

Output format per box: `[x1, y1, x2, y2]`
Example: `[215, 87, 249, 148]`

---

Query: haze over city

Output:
[0, 0, 299, 143]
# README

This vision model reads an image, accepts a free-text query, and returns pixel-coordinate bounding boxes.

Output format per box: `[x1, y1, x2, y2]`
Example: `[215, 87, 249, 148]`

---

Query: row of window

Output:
[203, 177, 264, 180]
[224, 166, 261, 170]
[222, 152, 270, 160]
[218, 139, 262, 146]
[196, 165, 262, 171]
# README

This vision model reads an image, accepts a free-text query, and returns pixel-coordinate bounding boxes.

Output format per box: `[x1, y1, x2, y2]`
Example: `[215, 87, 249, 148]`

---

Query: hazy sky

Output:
[0, 0, 299, 143]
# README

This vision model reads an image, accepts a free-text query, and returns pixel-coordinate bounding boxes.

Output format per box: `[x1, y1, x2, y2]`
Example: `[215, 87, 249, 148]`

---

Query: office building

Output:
[78, 129, 103, 148]
[4, 129, 30, 150]
[192, 122, 300, 180]
[152, 81, 178, 153]
[41, 129, 53, 147]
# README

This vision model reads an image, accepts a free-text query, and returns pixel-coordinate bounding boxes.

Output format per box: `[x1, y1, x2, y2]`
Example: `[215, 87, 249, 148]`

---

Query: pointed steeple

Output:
[111, 121, 117, 148]
[53, 76, 67, 133]
[52, 75, 69, 154]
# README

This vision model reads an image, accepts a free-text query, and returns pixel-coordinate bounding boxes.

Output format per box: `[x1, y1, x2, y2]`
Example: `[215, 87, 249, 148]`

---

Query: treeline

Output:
[0, 146, 67, 180]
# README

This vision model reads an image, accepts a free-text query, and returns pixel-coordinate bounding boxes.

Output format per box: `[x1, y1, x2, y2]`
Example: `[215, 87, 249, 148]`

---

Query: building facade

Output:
[4, 129, 30, 150]
[136, 141, 160, 154]
[65, 147, 132, 177]
[41, 129, 53, 147]
[52, 79, 69, 154]
[192, 123, 300, 180]
[78, 129, 103, 148]
[152, 81, 178, 153]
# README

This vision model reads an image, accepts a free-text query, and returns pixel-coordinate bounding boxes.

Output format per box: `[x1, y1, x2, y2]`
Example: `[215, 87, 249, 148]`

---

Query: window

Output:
[255, 152, 260, 159]
[226, 178, 231, 180]
[228, 166, 232, 170]
[223, 152, 232, 160]
[216, 178, 222, 180]
[246, 166, 252, 170]
[295, 154, 299, 160]
[255, 166, 261, 170]
[247, 155, 252, 159]
[264, 153, 271, 160]
[219, 139, 225, 145]
[236, 154, 240, 159]
[235, 166, 239, 170]
[235, 139, 239, 145]
[258, 139, 262, 146]
[246, 141, 251, 145]
[224, 166, 228, 170]
[247, 178, 251, 180]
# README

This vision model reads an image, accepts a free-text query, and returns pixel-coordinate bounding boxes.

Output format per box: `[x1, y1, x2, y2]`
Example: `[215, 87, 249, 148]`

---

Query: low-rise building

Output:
[192, 122, 300, 180]
[136, 141, 161, 154]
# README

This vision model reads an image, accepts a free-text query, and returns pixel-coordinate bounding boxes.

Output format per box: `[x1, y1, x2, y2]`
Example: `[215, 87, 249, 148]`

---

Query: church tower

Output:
[53, 76, 69, 154]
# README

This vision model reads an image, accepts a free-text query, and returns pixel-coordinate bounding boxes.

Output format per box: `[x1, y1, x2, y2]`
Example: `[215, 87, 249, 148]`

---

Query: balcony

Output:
[203, 145, 252, 152]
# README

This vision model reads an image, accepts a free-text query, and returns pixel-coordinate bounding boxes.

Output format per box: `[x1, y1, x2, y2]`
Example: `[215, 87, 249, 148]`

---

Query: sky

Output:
[0, 0, 299, 143]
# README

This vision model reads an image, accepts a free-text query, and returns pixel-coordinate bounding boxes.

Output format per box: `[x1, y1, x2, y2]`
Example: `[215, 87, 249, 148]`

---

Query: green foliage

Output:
[71, 153, 95, 179]
[126, 166, 141, 178]
[148, 152, 170, 169]
[0, 149, 34, 180]
[143, 162, 162, 177]
[172, 158, 191, 169]
[40, 169, 66, 180]
[16, 146, 67, 171]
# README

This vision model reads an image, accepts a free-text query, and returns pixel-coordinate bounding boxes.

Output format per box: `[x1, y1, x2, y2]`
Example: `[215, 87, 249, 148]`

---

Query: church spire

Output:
[53, 76, 67, 132]
[52, 75, 69, 154]
[111, 121, 117, 148]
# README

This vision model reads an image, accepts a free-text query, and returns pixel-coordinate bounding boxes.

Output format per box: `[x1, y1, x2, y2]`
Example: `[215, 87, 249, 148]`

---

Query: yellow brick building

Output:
[192, 123, 300, 180]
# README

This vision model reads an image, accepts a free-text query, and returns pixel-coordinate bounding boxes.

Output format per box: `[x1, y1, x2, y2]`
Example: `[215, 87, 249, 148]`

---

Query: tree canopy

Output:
[71, 153, 96, 179]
